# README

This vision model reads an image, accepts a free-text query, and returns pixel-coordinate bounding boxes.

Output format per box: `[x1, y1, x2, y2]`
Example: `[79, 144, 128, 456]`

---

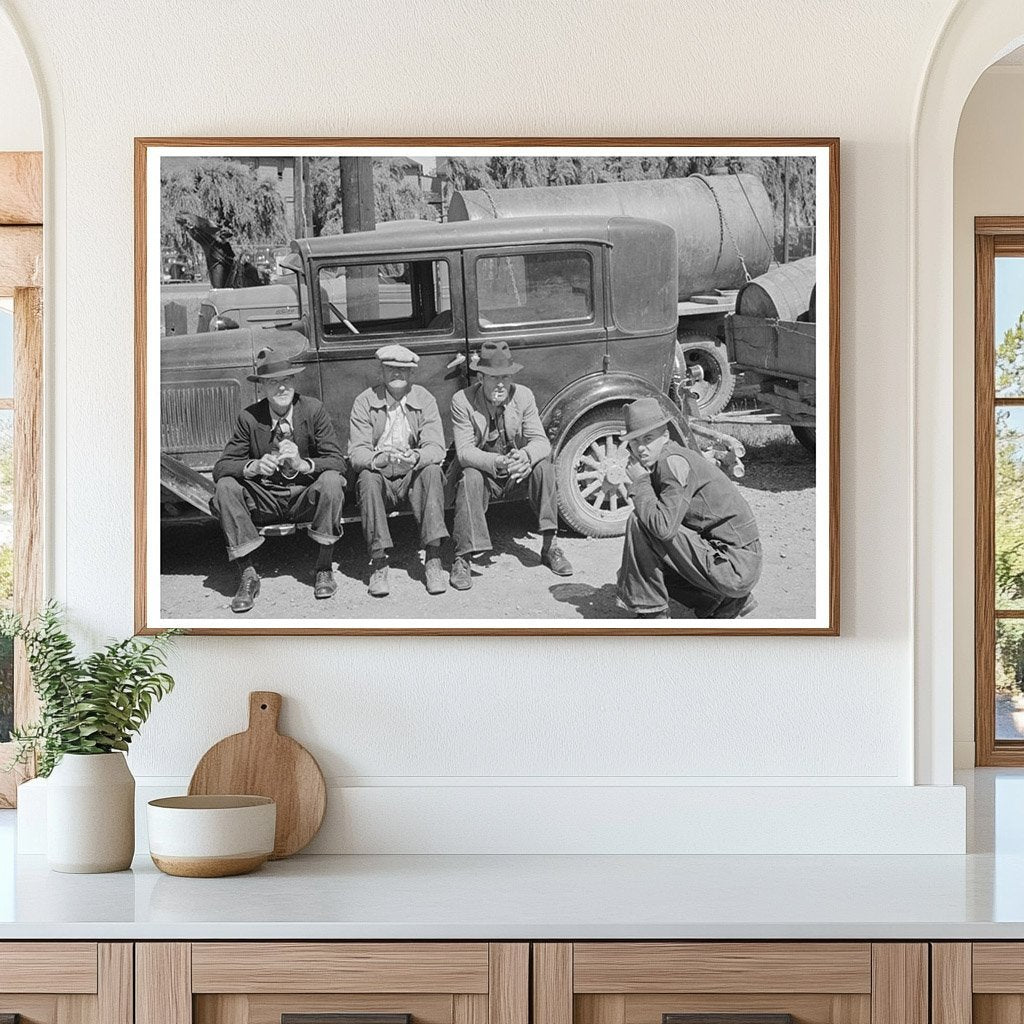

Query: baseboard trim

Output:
[17, 778, 967, 856]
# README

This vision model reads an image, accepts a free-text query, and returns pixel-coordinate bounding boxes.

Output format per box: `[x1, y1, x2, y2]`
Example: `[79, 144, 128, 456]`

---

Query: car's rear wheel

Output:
[675, 337, 735, 418]
[556, 407, 632, 538]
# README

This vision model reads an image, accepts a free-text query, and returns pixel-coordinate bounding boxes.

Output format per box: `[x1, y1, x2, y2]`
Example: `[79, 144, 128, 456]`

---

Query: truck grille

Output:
[161, 380, 240, 453]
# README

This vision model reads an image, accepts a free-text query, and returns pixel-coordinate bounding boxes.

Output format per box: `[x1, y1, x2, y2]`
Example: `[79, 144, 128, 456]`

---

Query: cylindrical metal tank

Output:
[735, 256, 816, 321]
[448, 174, 774, 300]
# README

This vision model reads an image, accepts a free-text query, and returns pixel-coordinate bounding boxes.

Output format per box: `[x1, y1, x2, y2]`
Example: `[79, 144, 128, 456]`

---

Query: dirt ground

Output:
[160, 426, 816, 622]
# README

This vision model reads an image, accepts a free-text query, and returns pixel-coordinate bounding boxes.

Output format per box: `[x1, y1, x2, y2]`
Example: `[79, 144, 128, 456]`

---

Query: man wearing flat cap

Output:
[449, 339, 573, 590]
[348, 344, 449, 597]
[615, 397, 762, 619]
[211, 346, 348, 613]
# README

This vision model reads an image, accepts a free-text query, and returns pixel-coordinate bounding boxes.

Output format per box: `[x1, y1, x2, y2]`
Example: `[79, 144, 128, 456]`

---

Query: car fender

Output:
[160, 455, 216, 517]
[541, 372, 686, 451]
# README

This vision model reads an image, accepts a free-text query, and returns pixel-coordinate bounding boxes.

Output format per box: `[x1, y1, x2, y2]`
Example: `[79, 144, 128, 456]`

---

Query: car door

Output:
[463, 243, 608, 414]
[304, 251, 469, 452]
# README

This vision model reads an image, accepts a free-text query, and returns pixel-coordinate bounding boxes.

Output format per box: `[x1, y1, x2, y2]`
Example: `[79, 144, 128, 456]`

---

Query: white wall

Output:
[952, 66, 1024, 767]
[0, 6, 40, 152]
[0, 0, 974, 852]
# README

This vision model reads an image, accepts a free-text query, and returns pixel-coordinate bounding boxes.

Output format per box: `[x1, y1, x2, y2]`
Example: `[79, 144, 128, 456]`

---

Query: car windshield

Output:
[316, 258, 451, 338]
[475, 251, 593, 329]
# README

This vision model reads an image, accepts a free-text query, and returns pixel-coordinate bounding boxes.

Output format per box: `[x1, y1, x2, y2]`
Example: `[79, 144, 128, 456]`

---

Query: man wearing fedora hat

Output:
[448, 339, 573, 590]
[615, 397, 762, 619]
[211, 346, 348, 612]
[348, 344, 449, 597]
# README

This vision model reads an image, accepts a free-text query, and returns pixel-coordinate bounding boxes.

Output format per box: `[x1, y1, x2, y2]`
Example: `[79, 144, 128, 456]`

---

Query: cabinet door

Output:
[137, 943, 527, 1024]
[533, 944, 928, 1024]
[0, 943, 131, 1024]
[944, 943, 1024, 1024]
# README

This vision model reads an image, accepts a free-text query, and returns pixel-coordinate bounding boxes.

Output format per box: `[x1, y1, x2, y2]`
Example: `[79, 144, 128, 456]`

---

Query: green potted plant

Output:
[2, 603, 179, 873]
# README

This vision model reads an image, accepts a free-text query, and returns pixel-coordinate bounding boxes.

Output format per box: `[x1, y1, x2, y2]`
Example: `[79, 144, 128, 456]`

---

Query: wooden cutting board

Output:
[188, 691, 326, 859]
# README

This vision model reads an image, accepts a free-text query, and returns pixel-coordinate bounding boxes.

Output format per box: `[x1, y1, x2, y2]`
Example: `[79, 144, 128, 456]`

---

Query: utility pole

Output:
[339, 156, 378, 320]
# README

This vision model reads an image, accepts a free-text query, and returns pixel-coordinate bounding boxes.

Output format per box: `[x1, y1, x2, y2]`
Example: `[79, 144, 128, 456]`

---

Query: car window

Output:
[476, 252, 593, 329]
[316, 259, 451, 339]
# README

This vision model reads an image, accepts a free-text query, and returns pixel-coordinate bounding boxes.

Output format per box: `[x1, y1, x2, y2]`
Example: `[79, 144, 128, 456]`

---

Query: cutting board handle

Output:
[248, 691, 282, 734]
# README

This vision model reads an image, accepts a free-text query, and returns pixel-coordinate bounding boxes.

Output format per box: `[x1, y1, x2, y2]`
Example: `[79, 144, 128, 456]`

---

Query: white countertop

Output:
[1, 769, 1022, 941]
[0, 849, 1023, 940]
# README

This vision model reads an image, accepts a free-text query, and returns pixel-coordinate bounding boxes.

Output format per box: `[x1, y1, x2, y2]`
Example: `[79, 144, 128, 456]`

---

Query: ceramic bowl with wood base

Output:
[147, 795, 276, 877]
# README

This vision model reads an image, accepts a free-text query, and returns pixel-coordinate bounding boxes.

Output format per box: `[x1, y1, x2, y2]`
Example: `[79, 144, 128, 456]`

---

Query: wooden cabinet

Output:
[136, 944, 528, 1024]
[532, 944, 928, 1024]
[932, 943, 1023, 1024]
[0, 943, 132, 1024]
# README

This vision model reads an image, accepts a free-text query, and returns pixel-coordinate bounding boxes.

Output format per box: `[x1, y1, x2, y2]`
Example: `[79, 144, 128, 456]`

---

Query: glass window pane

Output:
[997, 407, 1024, 609]
[0, 407, 11, 743]
[317, 259, 451, 338]
[0, 307, 13, 398]
[997, 620, 1024, 740]
[476, 252, 593, 329]
[996, 256, 1024, 397]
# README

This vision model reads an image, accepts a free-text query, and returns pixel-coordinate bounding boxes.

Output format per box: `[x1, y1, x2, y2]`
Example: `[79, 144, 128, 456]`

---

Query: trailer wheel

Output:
[791, 426, 816, 453]
[556, 407, 633, 538]
[675, 338, 735, 418]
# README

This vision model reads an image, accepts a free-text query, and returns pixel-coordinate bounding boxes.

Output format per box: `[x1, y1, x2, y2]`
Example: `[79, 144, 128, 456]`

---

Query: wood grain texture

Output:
[136, 943, 192, 1024]
[576, 995, 625, 1024]
[0, 998, 58, 1024]
[622, 993, 869, 1024]
[0, 943, 97, 993]
[974, 995, 1024, 1024]
[56, 991, 95, 1024]
[195, 994, 249, 1024]
[971, 944, 1024, 992]
[976, 229, 998, 766]
[534, 944, 572, 1024]
[488, 944, 528, 1024]
[97, 945, 133, 1024]
[134, 135, 840, 637]
[0, 226, 42, 294]
[242, 996, 451, 1024]
[453, 995, 487, 1024]
[870, 945, 927, 1024]
[188, 691, 326, 858]
[0, 153, 42, 225]
[573, 943, 871, 994]
[931, 945, 971, 1024]
[191, 943, 489, 994]
[14, 286, 43, 731]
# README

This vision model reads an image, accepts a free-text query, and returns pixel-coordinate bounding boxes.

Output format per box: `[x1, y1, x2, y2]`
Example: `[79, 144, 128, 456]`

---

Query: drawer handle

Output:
[1, 1016, 21, 1024]
[283, 1016, 411, 1024]
[664, 1016, 795, 1024]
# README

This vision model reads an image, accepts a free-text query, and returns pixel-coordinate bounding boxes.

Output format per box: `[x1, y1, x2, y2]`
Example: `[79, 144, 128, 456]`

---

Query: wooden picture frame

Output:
[135, 137, 839, 636]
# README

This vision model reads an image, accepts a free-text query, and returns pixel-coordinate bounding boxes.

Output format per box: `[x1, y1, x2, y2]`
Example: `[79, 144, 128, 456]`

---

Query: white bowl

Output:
[147, 795, 276, 877]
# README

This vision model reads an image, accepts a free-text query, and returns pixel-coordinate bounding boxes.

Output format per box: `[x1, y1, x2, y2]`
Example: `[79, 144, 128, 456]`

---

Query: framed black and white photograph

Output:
[135, 138, 838, 635]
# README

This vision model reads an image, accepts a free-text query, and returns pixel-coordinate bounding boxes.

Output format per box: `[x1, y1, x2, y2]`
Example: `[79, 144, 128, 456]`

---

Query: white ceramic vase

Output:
[46, 752, 135, 873]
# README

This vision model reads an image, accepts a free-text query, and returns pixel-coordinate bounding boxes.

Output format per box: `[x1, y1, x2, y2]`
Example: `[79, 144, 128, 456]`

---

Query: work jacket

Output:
[451, 382, 551, 477]
[347, 384, 446, 473]
[212, 394, 347, 485]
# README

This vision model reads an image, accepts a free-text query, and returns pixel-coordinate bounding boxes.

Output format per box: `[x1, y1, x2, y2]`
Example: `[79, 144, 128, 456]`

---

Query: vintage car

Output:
[160, 214, 698, 538]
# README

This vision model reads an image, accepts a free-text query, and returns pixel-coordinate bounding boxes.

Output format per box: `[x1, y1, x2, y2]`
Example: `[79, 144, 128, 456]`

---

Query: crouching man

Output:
[449, 339, 573, 590]
[348, 344, 449, 597]
[616, 398, 762, 619]
[211, 347, 347, 613]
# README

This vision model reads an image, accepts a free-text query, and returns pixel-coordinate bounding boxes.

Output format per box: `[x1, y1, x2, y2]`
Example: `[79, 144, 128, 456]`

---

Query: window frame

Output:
[0, 151, 44, 807]
[975, 218, 1024, 765]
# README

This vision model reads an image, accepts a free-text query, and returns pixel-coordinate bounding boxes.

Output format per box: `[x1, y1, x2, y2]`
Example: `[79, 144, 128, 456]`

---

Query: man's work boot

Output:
[449, 555, 473, 591]
[368, 558, 390, 597]
[230, 566, 260, 613]
[424, 547, 447, 595]
[314, 568, 338, 600]
[541, 543, 574, 577]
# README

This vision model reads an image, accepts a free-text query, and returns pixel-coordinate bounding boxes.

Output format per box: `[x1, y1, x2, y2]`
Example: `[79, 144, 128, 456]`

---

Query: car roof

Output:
[291, 215, 660, 259]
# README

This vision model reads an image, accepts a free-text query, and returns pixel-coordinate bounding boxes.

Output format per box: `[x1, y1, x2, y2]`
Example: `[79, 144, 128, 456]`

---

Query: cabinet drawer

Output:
[139, 943, 528, 1024]
[533, 944, 925, 1024]
[0, 942, 98, 993]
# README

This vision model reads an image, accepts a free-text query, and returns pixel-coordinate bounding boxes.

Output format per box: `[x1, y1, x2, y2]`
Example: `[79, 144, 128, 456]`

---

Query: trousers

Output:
[453, 457, 558, 556]
[357, 464, 449, 558]
[210, 470, 346, 561]
[616, 515, 762, 615]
